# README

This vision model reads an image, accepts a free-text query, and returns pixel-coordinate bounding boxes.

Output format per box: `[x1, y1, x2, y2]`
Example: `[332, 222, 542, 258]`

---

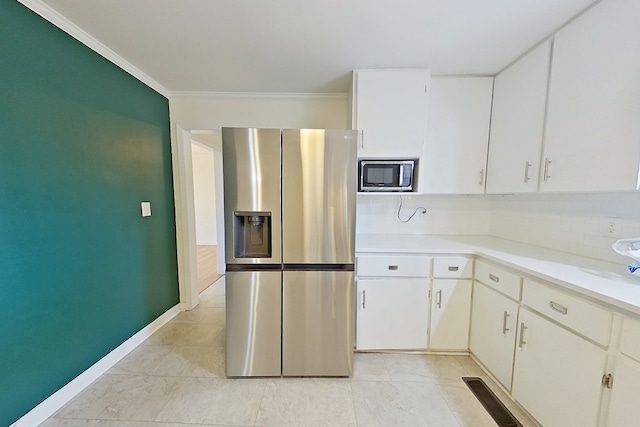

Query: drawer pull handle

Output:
[489, 273, 500, 283]
[524, 161, 532, 183]
[436, 290, 442, 309]
[502, 311, 510, 335]
[448, 266, 459, 272]
[388, 265, 398, 271]
[519, 323, 527, 348]
[549, 301, 568, 315]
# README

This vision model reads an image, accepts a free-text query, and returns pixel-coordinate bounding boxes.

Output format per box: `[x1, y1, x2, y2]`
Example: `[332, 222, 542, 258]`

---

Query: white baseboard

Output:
[11, 304, 181, 427]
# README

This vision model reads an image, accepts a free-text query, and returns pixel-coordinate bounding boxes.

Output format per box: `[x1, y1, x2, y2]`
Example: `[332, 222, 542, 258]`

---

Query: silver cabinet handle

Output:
[447, 266, 459, 272]
[360, 130, 364, 149]
[388, 265, 398, 271]
[479, 169, 485, 186]
[549, 301, 568, 315]
[524, 161, 532, 183]
[489, 273, 500, 283]
[362, 290, 366, 309]
[543, 158, 552, 182]
[502, 311, 510, 335]
[436, 290, 442, 309]
[519, 322, 528, 348]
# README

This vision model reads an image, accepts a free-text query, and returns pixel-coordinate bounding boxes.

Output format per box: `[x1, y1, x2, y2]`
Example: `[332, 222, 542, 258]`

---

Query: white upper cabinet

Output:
[541, 0, 640, 192]
[351, 69, 430, 159]
[486, 41, 551, 194]
[421, 77, 494, 194]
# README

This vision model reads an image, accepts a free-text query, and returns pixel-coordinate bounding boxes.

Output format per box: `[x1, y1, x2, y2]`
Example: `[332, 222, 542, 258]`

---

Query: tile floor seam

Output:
[150, 376, 184, 425]
[250, 378, 271, 427]
[347, 380, 360, 427]
[42, 277, 537, 427]
[431, 381, 467, 427]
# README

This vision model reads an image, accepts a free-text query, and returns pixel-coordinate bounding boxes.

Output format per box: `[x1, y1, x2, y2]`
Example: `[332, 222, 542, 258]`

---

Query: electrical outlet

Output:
[604, 217, 621, 237]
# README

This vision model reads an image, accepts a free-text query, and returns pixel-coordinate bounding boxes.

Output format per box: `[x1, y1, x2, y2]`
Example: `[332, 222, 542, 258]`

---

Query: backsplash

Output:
[356, 194, 491, 235]
[357, 192, 640, 265]
[489, 193, 640, 265]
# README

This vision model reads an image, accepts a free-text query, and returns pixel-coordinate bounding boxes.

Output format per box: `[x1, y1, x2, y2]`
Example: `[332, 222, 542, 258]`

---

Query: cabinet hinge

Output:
[602, 373, 614, 389]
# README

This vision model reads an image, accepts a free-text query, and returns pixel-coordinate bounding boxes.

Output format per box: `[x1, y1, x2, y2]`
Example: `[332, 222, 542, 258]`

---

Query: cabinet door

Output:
[353, 69, 430, 158]
[607, 356, 640, 427]
[422, 77, 493, 194]
[486, 41, 550, 194]
[469, 281, 519, 390]
[429, 279, 472, 351]
[512, 308, 606, 427]
[541, 0, 640, 192]
[356, 278, 429, 350]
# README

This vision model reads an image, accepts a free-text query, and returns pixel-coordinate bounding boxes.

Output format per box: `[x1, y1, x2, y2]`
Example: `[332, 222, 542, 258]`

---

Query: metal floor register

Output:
[462, 377, 523, 427]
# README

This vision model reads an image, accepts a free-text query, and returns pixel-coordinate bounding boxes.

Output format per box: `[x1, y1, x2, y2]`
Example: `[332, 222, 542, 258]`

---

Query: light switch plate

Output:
[141, 201, 152, 217]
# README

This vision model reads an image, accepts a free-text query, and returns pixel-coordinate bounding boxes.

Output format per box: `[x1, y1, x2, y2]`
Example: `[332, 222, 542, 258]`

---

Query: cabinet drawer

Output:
[475, 260, 522, 301]
[522, 279, 612, 346]
[433, 256, 473, 279]
[621, 317, 640, 362]
[357, 255, 431, 277]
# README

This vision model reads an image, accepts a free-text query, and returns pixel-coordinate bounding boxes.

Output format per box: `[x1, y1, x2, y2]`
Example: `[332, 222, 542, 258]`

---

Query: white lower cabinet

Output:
[356, 278, 429, 350]
[606, 316, 640, 427]
[512, 307, 607, 427]
[429, 279, 472, 351]
[606, 356, 640, 427]
[469, 281, 519, 390]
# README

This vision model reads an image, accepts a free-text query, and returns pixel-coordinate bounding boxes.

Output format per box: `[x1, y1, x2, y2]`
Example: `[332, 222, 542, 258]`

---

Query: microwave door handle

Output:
[399, 164, 405, 187]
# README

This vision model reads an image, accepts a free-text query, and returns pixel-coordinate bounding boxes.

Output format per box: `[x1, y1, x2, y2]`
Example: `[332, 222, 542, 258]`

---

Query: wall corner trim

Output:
[16, 0, 171, 98]
[10, 304, 181, 427]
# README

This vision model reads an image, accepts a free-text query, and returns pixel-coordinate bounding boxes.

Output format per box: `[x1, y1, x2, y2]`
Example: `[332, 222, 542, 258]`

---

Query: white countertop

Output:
[356, 234, 640, 316]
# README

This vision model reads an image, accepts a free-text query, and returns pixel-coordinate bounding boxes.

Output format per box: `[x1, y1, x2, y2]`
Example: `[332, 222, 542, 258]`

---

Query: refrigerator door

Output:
[281, 129, 357, 265]
[222, 127, 282, 265]
[226, 271, 282, 377]
[282, 270, 355, 376]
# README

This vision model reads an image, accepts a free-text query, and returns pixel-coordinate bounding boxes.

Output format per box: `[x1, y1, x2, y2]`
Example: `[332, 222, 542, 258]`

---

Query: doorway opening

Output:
[191, 138, 220, 292]
[172, 126, 225, 310]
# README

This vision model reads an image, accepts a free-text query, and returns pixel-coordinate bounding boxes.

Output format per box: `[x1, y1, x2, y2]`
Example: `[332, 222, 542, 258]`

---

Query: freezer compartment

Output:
[226, 271, 282, 377]
[282, 270, 355, 376]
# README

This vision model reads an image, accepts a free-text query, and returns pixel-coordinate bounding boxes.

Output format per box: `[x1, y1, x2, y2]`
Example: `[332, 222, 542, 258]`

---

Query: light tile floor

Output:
[43, 277, 537, 427]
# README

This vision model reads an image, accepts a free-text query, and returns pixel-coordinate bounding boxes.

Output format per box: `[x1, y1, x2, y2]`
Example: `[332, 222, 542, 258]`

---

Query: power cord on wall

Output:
[396, 195, 427, 223]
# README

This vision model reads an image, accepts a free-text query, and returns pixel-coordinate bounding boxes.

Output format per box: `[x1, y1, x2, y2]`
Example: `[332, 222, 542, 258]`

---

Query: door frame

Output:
[171, 124, 224, 310]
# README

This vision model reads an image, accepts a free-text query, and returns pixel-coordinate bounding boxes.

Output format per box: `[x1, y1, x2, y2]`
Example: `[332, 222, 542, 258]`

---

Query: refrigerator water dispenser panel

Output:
[233, 211, 272, 258]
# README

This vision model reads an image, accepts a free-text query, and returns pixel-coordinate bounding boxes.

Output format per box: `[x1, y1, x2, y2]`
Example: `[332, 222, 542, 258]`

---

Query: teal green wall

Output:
[0, 2, 179, 425]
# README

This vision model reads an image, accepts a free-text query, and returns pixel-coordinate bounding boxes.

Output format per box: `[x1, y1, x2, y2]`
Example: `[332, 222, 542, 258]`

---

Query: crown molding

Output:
[168, 91, 348, 101]
[17, 0, 170, 98]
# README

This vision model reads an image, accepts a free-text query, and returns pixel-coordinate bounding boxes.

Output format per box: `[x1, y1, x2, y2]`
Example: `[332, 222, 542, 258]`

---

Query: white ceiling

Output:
[39, 0, 598, 94]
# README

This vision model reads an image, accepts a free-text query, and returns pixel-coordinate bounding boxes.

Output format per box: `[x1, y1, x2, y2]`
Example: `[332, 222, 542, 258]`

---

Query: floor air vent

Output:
[462, 377, 522, 427]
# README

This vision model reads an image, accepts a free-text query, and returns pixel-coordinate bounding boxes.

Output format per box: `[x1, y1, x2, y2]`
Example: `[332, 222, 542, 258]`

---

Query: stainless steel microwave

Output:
[358, 159, 417, 192]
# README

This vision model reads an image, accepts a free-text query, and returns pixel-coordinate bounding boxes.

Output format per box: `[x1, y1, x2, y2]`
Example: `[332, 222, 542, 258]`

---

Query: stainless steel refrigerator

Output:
[222, 127, 357, 377]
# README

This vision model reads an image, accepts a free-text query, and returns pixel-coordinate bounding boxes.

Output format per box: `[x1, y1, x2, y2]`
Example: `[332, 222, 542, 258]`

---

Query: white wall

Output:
[357, 192, 640, 266]
[489, 193, 640, 265]
[169, 93, 350, 286]
[356, 194, 491, 235]
[170, 94, 640, 267]
[191, 142, 217, 245]
[169, 93, 349, 129]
